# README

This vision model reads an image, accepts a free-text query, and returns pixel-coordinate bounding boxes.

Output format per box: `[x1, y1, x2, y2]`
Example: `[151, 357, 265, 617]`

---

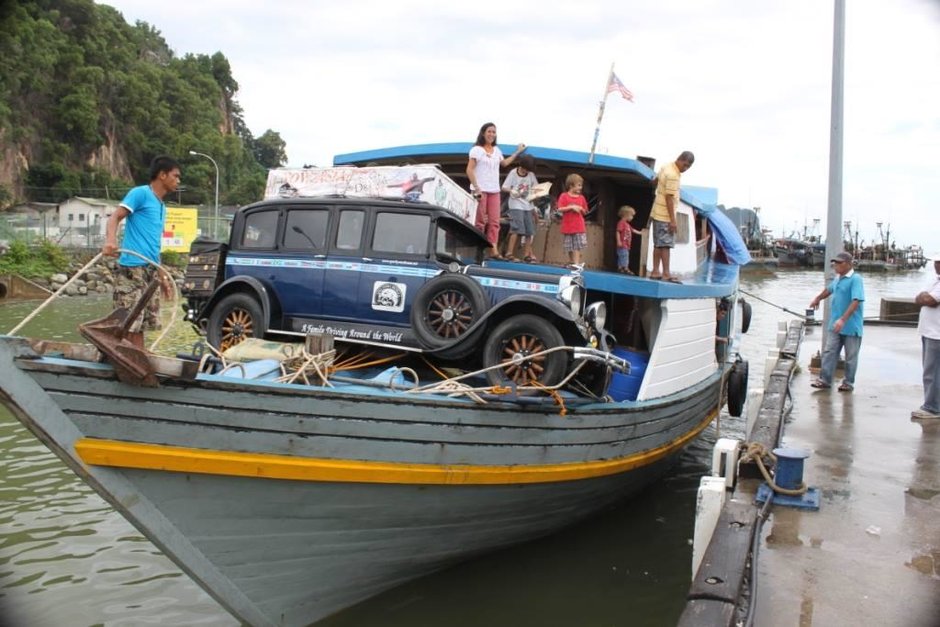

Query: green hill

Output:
[0, 0, 286, 208]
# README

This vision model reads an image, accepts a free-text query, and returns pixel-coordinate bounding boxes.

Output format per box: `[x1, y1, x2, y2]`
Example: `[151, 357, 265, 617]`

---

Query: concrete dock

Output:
[754, 323, 940, 626]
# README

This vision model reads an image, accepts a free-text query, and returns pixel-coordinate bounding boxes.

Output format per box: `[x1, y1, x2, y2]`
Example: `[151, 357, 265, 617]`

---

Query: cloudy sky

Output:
[102, 0, 940, 253]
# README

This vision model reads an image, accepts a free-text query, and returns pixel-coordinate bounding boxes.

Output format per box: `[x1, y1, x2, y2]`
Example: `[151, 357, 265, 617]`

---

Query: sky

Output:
[101, 0, 940, 253]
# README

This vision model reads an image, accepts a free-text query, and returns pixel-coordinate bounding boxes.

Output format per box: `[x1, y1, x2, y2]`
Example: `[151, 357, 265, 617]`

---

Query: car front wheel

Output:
[207, 293, 266, 352]
[482, 314, 567, 387]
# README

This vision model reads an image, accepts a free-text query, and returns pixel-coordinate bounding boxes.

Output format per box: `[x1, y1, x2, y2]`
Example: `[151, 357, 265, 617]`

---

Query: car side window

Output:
[373, 212, 429, 255]
[284, 209, 329, 250]
[241, 210, 278, 249]
[336, 210, 364, 250]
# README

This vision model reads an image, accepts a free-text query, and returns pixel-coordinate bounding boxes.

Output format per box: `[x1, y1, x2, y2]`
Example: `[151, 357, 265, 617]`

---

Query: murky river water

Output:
[0, 268, 931, 626]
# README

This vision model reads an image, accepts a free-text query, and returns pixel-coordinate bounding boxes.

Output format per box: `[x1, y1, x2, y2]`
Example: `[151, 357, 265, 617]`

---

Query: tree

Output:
[254, 130, 287, 169]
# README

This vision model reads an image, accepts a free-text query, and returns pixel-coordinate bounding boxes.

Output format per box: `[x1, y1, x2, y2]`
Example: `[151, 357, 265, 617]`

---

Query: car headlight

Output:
[557, 275, 584, 317]
[585, 301, 606, 330]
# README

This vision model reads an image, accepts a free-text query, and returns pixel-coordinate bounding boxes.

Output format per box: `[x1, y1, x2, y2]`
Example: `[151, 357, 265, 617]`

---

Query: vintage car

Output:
[182, 195, 610, 388]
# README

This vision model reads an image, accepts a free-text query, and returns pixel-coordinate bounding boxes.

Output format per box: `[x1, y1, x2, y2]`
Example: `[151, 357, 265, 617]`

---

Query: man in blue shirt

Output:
[102, 155, 181, 331]
[808, 251, 865, 391]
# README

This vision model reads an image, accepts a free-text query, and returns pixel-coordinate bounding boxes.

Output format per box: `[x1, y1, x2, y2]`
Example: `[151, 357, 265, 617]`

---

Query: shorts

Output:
[563, 232, 587, 252]
[508, 209, 536, 237]
[113, 265, 162, 332]
[652, 219, 675, 248]
[617, 247, 630, 268]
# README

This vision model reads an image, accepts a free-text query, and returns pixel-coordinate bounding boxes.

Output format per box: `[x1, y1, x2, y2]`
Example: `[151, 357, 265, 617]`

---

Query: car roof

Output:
[235, 196, 490, 247]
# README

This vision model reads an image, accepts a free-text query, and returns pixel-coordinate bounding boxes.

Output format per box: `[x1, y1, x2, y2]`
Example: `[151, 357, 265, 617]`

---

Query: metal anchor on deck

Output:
[78, 277, 160, 388]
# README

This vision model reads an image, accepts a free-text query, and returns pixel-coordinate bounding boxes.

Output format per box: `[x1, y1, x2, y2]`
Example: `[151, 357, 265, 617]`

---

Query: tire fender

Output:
[726, 359, 749, 417]
[739, 299, 753, 334]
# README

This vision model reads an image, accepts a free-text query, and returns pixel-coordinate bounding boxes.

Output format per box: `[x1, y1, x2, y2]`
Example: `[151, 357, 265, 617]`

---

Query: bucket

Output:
[608, 347, 650, 401]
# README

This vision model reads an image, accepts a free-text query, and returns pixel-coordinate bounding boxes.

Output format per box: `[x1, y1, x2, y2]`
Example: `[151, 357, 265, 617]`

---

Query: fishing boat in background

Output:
[0, 155, 753, 626]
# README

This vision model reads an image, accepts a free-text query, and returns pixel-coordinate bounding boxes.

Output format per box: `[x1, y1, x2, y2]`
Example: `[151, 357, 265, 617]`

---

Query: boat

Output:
[0, 150, 752, 626]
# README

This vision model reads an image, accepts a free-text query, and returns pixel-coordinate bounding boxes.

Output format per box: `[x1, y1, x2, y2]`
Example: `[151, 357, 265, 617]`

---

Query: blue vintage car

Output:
[183, 196, 609, 387]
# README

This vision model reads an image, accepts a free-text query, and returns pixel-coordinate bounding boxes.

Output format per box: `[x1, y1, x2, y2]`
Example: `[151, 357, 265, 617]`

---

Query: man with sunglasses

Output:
[808, 251, 865, 392]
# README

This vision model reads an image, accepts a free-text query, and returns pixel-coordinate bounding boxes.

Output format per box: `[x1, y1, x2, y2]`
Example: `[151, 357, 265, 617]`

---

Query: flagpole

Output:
[588, 62, 614, 164]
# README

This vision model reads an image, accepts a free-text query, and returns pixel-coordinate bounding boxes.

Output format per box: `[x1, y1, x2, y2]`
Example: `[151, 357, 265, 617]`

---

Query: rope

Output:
[738, 288, 809, 320]
[739, 442, 808, 496]
[6, 249, 181, 353]
[8, 252, 105, 335]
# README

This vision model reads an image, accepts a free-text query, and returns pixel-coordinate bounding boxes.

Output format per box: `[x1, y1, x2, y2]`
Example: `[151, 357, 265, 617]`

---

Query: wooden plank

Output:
[685, 500, 758, 602]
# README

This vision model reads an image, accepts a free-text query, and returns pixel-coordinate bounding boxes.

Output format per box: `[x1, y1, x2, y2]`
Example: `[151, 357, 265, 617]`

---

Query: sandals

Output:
[810, 380, 831, 389]
[504, 254, 518, 262]
[663, 276, 682, 283]
[648, 274, 663, 281]
[838, 383, 853, 392]
[524, 256, 538, 263]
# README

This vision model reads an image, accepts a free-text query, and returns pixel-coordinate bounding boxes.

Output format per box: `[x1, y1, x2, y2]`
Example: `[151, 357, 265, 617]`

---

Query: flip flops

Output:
[838, 383, 853, 392]
[524, 256, 538, 263]
[663, 276, 682, 283]
[810, 380, 831, 389]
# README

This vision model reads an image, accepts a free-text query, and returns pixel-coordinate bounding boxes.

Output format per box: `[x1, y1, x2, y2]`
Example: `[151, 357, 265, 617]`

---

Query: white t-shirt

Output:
[502, 168, 538, 211]
[469, 145, 504, 193]
[918, 274, 940, 339]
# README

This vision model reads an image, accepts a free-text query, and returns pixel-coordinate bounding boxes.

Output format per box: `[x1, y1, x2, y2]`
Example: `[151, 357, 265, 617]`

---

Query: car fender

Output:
[424, 294, 582, 358]
[200, 276, 282, 331]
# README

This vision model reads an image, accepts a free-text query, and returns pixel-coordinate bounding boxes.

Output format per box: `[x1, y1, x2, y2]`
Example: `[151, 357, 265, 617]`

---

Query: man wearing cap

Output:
[912, 254, 940, 419]
[808, 251, 865, 391]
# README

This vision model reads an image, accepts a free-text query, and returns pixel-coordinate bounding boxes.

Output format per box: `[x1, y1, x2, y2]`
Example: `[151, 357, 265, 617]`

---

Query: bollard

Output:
[755, 446, 820, 510]
[773, 447, 809, 490]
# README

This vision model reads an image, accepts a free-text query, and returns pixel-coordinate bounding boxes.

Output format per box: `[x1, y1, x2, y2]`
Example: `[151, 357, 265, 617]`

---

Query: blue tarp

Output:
[698, 204, 752, 265]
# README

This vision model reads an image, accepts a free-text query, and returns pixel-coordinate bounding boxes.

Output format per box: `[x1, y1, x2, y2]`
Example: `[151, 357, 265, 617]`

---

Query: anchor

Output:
[78, 277, 160, 388]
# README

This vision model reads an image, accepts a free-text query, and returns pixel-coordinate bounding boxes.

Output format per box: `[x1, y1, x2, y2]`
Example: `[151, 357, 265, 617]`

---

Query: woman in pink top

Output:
[465, 122, 525, 259]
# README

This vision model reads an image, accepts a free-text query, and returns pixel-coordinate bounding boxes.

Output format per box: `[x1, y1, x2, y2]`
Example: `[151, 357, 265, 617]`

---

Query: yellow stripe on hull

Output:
[75, 410, 716, 485]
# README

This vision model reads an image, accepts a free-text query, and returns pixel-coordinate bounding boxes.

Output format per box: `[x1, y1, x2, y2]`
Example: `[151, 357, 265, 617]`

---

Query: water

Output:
[0, 268, 931, 626]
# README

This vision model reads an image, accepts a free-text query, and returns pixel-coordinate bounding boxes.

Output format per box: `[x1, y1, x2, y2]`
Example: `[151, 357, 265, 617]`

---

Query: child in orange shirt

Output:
[558, 173, 587, 266]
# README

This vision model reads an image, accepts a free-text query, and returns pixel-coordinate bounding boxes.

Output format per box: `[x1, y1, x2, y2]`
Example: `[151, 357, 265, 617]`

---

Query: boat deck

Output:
[488, 258, 739, 299]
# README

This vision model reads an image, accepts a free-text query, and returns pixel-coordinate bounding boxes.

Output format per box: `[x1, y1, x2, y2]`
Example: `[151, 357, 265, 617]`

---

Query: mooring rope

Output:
[739, 442, 808, 496]
[6, 249, 180, 352]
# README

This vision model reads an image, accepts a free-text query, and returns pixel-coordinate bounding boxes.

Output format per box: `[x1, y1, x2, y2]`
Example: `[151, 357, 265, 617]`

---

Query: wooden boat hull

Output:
[0, 337, 719, 626]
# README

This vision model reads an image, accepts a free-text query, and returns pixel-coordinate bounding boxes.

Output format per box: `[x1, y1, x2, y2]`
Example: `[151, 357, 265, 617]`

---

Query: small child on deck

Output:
[616, 205, 636, 274]
[558, 173, 588, 266]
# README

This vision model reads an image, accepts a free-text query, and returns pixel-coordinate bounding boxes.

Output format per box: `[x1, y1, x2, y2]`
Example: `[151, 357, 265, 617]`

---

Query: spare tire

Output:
[410, 273, 488, 350]
[726, 359, 749, 417]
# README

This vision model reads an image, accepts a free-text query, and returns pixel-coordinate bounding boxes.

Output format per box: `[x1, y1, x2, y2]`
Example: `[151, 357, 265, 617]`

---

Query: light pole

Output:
[189, 150, 219, 239]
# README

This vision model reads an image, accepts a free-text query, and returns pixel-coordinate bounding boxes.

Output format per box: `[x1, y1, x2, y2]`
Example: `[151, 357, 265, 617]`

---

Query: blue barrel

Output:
[608, 348, 650, 401]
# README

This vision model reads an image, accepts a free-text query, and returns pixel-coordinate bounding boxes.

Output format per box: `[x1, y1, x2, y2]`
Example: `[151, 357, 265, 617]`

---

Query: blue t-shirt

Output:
[828, 271, 864, 336]
[118, 185, 165, 267]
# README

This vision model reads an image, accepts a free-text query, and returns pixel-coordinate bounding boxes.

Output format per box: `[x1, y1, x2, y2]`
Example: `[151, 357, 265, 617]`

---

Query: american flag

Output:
[607, 72, 634, 102]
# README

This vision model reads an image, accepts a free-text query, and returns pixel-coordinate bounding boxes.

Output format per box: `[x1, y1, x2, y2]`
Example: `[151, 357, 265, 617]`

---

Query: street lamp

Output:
[189, 150, 219, 239]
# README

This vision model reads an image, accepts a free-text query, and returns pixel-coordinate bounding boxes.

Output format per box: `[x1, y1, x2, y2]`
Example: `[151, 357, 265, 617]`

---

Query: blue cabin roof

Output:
[334, 142, 712, 213]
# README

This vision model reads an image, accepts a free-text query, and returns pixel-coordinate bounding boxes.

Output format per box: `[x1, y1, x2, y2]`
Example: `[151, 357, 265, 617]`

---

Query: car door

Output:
[278, 206, 330, 322]
[321, 208, 367, 321]
[356, 209, 435, 327]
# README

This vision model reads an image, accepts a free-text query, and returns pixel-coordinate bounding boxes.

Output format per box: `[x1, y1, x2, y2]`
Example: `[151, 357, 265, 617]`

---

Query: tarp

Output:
[263, 165, 477, 222]
[698, 203, 752, 265]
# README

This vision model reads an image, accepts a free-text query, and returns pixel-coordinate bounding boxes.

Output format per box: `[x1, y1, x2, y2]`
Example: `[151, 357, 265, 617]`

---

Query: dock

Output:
[680, 321, 940, 626]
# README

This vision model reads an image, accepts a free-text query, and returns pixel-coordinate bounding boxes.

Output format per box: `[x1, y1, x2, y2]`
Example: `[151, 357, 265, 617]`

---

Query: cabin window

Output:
[284, 209, 328, 250]
[373, 212, 429, 255]
[336, 210, 365, 250]
[241, 210, 278, 249]
[79, 213, 85, 222]
[676, 213, 691, 244]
